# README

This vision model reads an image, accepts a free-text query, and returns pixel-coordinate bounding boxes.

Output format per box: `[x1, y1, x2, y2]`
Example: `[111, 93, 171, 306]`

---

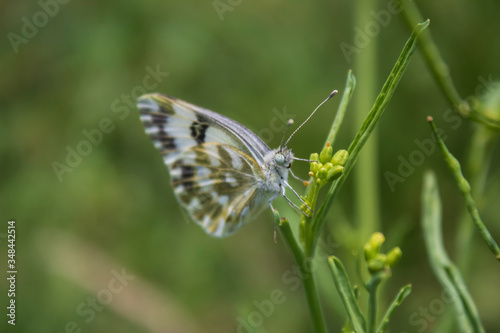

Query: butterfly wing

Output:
[171, 143, 268, 236]
[138, 93, 271, 164]
[137, 94, 271, 237]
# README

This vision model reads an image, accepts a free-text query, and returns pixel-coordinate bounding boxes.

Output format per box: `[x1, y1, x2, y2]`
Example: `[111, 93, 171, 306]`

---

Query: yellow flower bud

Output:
[317, 167, 328, 180]
[364, 243, 376, 261]
[368, 254, 387, 274]
[310, 162, 320, 174]
[326, 165, 344, 182]
[331, 149, 349, 166]
[386, 247, 402, 267]
[319, 146, 333, 164]
[369, 232, 385, 254]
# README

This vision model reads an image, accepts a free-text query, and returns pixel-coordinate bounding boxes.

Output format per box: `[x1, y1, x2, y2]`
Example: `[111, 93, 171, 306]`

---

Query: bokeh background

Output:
[1, 0, 500, 332]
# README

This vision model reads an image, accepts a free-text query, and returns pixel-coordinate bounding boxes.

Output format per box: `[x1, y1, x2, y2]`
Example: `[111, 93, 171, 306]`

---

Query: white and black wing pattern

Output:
[137, 94, 273, 237]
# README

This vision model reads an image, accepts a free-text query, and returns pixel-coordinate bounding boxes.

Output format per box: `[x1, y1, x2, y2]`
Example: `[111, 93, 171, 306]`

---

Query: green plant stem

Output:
[354, 0, 380, 242]
[399, 0, 500, 131]
[456, 123, 497, 270]
[366, 272, 386, 333]
[277, 213, 327, 333]
[421, 171, 485, 333]
[376, 285, 412, 333]
[328, 256, 367, 333]
[428, 119, 500, 260]
[304, 71, 356, 256]
[430, 121, 496, 333]
[309, 21, 429, 255]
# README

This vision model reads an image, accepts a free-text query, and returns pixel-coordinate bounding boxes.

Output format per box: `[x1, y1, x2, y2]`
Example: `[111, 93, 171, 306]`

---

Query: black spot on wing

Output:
[190, 114, 209, 145]
[146, 112, 176, 151]
[152, 115, 167, 125]
[173, 160, 195, 190]
[158, 133, 176, 150]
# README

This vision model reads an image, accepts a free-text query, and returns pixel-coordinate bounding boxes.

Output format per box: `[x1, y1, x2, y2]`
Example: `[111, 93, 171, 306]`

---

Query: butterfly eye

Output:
[275, 153, 285, 165]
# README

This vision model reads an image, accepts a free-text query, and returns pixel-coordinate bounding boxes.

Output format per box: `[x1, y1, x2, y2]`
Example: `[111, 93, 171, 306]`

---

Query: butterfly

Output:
[137, 92, 337, 237]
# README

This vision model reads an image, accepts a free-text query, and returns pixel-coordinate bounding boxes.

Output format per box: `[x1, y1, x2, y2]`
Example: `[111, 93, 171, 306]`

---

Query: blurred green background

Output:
[1, 0, 500, 332]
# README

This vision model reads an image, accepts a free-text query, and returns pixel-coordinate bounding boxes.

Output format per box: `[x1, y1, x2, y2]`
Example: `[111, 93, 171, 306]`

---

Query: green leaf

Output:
[309, 20, 430, 253]
[324, 70, 356, 148]
[428, 118, 500, 260]
[328, 256, 366, 333]
[376, 284, 412, 333]
[421, 171, 485, 333]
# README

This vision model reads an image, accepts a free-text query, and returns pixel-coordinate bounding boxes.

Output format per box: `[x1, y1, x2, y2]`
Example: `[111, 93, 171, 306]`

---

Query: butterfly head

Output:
[274, 146, 294, 169]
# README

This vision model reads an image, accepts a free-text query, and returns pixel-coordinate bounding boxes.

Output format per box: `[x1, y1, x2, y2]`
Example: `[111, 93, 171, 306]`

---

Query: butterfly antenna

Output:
[284, 90, 338, 147]
[279, 119, 295, 149]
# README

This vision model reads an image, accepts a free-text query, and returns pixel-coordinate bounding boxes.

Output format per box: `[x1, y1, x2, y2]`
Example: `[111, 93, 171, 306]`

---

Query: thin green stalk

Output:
[328, 256, 366, 333]
[421, 171, 485, 333]
[324, 70, 356, 148]
[354, 0, 380, 242]
[277, 212, 327, 333]
[376, 285, 412, 333]
[366, 273, 385, 333]
[456, 121, 497, 270]
[399, 0, 500, 131]
[304, 71, 356, 256]
[309, 21, 430, 255]
[428, 118, 500, 260]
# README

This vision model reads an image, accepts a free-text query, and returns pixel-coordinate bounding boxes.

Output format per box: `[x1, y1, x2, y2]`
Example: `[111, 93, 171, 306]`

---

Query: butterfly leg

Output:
[289, 168, 308, 183]
[268, 193, 279, 213]
[283, 180, 313, 214]
[281, 184, 312, 218]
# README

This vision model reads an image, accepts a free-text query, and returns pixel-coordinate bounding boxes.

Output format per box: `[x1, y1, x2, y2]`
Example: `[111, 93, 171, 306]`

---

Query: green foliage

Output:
[421, 171, 485, 332]
[327, 233, 409, 333]
[278, 22, 426, 332]
[3, 1, 500, 333]
[427, 118, 500, 260]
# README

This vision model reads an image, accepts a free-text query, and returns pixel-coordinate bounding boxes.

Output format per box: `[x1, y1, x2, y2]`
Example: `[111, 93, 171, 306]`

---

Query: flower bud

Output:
[386, 247, 402, 267]
[364, 243, 375, 261]
[326, 165, 344, 181]
[369, 232, 385, 254]
[310, 162, 320, 174]
[317, 167, 328, 180]
[319, 146, 333, 164]
[331, 149, 348, 166]
[309, 153, 319, 162]
[368, 254, 387, 274]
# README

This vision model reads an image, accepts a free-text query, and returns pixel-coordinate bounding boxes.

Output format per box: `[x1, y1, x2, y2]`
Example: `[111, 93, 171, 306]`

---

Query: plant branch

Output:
[309, 20, 430, 255]
[277, 212, 327, 333]
[399, 0, 500, 131]
[428, 118, 500, 260]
